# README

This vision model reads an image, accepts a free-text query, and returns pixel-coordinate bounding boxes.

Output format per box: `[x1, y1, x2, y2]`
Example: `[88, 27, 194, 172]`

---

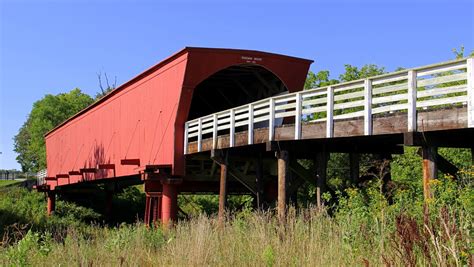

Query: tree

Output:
[95, 72, 117, 99]
[339, 64, 386, 82]
[14, 89, 94, 172]
[304, 70, 339, 89]
[452, 45, 474, 59]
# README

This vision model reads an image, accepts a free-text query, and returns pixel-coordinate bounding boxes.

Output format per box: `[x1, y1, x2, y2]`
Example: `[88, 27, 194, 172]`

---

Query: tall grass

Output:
[0, 173, 472, 266]
[1, 205, 471, 266]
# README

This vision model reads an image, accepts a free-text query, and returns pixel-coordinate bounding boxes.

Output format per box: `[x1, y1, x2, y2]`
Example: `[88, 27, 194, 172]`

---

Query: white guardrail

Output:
[184, 57, 474, 154]
[37, 169, 47, 185]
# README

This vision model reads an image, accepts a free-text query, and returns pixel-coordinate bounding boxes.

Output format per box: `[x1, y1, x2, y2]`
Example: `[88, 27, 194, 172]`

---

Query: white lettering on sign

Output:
[241, 56, 263, 64]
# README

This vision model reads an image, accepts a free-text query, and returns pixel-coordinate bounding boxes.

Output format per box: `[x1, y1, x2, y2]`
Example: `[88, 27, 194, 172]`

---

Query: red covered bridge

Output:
[38, 47, 312, 224]
[37, 47, 474, 226]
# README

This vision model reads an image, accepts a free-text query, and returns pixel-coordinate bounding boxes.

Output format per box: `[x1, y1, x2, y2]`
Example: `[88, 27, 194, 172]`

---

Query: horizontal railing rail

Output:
[184, 57, 474, 154]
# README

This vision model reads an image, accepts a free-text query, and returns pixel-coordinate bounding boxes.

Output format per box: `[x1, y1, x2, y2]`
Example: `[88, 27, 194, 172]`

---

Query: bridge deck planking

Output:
[186, 106, 468, 154]
[185, 57, 473, 155]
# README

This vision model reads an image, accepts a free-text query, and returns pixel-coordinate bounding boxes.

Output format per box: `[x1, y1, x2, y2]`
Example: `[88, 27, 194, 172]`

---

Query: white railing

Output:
[184, 57, 474, 154]
[37, 169, 47, 185]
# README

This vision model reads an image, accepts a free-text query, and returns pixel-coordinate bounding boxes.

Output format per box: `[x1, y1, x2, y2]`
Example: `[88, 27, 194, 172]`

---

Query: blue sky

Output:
[0, 0, 473, 170]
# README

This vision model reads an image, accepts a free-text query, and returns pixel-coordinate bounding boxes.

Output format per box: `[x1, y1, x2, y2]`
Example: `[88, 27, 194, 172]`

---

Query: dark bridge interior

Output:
[188, 64, 287, 120]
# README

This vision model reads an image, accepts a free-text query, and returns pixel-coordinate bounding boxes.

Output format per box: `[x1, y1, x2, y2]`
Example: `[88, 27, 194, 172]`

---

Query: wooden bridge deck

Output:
[185, 57, 474, 155]
[186, 106, 468, 154]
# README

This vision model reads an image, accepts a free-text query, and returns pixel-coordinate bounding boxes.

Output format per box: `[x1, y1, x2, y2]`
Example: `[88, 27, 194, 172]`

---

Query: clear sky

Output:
[0, 0, 473, 170]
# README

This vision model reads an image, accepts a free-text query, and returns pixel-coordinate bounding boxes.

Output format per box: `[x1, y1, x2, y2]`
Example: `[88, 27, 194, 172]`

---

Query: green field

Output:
[0, 180, 22, 187]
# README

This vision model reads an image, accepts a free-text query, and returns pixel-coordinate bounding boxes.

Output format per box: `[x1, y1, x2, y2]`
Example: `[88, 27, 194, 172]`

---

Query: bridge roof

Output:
[45, 47, 312, 137]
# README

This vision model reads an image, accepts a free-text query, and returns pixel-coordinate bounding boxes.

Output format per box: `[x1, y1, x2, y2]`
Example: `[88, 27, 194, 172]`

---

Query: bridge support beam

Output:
[161, 178, 182, 227]
[349, 153, 360, 184]
[143, 174, 163, 226]
[145, 192, 162, 226]
[315, 151, 329, 209]
[255, 154, 264, 210]
[47, 191, 56, 216]
[218, 161, 228, 226]
[276, 150, 289, 223]
[422, 146, 438, 200]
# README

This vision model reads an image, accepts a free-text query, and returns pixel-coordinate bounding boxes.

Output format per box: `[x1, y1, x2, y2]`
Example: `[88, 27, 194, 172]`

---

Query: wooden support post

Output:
[152, 193, 162, 225]
[144, 195, 151, 225]
[315, 151, 328, 209]
[349, 153, 360, 184]
[255, 154, 264, 209]
[218, 161, 228, 226]
[380, 154, 393, 199]
[47, 191, 56, 216]
[276, 150, 288, 223]
[422, 146, 437, 200]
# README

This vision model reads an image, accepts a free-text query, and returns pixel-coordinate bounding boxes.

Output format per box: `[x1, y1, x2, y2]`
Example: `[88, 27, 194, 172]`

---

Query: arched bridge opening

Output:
[188, 64, 288, 120]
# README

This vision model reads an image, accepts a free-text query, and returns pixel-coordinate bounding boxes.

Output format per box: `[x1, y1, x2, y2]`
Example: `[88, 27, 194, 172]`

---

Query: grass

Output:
[0, 180, 22, 187]
[0, 207, 471, 266]
[0, 172, 472, 266]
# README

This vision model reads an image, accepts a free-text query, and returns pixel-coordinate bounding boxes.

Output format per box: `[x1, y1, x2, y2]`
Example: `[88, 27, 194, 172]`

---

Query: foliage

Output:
[13, 89, 94, 172]
[95, 72, 117, 99]
[452, 45, 474, 59]
[0, 175, 472, 266]
[304, 70, 338, 89]
[0, 187, 101, 243]
[339, 63, 385, 82]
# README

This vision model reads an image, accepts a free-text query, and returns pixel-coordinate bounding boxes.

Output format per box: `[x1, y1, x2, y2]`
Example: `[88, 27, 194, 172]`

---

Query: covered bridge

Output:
[38, 47, 313, 224]
[37, 47, 474, 226]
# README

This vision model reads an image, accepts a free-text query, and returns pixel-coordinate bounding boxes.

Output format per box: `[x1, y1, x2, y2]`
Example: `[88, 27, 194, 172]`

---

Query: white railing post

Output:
[248, 104, 254, 144]
[295, 92, 302, 140]
[212, 114, 218, 149]
[364, 79, 373, 135]
[184, 122, 189, 154]
[326, 86, 334, 138]
[197, 118, 202, 152]
[230, 109, 235, 147]
[467, 57, 474, 128]
[269, 98, 275, 141]
[407, 70, 417, 132]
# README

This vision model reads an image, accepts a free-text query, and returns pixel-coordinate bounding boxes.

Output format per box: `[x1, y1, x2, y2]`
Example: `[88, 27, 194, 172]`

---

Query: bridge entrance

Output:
[188, 64, 288, 120]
